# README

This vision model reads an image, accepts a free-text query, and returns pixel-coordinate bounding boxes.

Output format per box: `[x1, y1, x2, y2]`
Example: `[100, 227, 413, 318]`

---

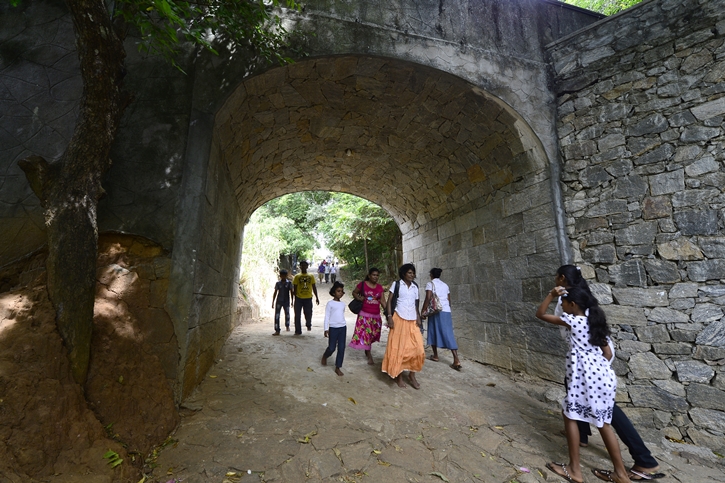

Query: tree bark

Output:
[19, 0, 127, 384]
[363, 238, 369, 274]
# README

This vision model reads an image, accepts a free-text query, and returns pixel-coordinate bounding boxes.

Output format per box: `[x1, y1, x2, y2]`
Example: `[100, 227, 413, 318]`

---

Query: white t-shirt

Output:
[324, 300, 347, 330]
[390, 281, 419, 320]
[425, 279, 451, 312]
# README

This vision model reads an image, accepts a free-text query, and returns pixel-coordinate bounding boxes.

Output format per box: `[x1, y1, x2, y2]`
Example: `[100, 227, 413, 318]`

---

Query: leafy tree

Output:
[564, 0, 643, 15]
[262, 191, 331, 259]
[239, 208, 294, 312]
[318, 194, 401, 282]
[16, 0, 297, 383]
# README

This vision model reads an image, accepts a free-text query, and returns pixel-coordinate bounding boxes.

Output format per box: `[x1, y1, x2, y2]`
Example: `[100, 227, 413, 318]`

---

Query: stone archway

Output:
[214, 56, 548, 231]
[177, 55, 565, 396]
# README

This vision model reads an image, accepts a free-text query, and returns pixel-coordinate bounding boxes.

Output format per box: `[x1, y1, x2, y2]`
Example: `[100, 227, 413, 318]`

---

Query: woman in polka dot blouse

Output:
[536, 286, 631, 483]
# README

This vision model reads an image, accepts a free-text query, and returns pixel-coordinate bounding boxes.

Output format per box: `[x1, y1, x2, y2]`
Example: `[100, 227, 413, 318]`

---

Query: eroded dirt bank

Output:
[0, 235, 180, 482]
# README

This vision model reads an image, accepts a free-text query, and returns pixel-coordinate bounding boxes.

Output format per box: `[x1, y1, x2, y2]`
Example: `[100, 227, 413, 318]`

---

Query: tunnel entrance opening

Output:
[238, 190, 403, 319]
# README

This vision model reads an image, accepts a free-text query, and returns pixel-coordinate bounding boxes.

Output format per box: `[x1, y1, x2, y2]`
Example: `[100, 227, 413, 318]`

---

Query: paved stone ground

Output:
[152, 289, 725, 483]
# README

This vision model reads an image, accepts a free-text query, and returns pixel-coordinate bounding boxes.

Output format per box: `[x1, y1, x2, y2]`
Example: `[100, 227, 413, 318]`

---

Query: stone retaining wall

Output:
[548, 0, 725, 452]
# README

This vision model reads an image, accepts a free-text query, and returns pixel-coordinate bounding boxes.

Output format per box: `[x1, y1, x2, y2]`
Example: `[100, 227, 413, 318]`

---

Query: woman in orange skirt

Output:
[382, 263, 425, 389]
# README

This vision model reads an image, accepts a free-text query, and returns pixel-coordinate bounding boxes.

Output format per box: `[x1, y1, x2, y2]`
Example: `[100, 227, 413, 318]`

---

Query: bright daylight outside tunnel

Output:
[238, 191, 403, 313]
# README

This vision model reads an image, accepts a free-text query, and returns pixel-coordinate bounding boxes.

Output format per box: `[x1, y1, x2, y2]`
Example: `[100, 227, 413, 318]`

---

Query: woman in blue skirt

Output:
[421, 268, 462, 370]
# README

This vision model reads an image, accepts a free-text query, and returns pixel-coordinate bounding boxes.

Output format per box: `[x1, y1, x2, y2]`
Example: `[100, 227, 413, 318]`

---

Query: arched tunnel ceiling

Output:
[214, 56, 548, 230]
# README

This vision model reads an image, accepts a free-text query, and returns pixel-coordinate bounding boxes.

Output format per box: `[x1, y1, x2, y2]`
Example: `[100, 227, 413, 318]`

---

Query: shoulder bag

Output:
[348, 282, 364, 314]
[422, 282, 443, 317]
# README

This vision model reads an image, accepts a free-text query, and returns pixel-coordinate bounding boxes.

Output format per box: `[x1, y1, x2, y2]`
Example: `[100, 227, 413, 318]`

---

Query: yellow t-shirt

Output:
[293, 273, 316, 299]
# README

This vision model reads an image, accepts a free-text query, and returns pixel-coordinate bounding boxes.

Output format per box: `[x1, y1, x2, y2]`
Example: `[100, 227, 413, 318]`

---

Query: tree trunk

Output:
[19, 0, 127, 384]
[363, 238, 369, 274]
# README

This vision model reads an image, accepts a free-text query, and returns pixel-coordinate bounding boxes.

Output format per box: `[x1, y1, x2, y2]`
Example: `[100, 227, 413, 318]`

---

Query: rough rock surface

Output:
[0, 234, 179, 481]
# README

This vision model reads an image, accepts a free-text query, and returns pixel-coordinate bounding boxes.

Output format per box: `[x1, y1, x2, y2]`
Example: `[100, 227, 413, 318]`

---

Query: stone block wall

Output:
[177, 136, 244, 399]
[408, 144, 566, 383]
[548, 0, 725, 451]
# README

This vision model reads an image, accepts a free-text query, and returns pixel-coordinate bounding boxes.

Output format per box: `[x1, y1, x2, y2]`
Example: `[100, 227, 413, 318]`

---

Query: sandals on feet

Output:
[630, 469, 666, 480]
[450, 363, 462, 371]
[547, 462, 582, 483]
[592, 469, 615, 482]
[428, 355, 439, 362]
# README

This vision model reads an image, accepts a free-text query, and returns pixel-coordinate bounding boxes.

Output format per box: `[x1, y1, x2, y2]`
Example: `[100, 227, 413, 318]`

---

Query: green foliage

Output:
[240, 207, 295, 305]
[103, 449, 123, 468]
[318, 193, 400, 281]
[563, 0, 643, 15]
[239, 191, 401, 307]
[114, 0, 300, 69]
[261, 191, 331, 258]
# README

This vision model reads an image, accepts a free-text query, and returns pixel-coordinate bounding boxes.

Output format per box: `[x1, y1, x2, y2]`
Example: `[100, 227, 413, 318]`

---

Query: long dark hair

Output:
[562, 286, 610, 347]
[398, 263, 416, 280]
[557, 265, 590, 293]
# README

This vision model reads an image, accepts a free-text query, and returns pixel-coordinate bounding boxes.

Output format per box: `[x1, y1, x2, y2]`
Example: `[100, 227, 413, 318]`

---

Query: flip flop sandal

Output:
[546, 462, 582, 483]
[592, 468, 615, 482]
[629, 469, 666, 480]
[450, 363, 462, 371]
[428, 355, 439, 362]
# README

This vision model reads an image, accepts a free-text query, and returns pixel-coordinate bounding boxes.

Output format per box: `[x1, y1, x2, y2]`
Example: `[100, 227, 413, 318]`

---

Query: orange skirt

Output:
[382, 313, 425, 378]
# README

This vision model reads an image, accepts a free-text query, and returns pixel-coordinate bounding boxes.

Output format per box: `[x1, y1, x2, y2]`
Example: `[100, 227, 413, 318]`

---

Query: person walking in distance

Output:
[271, 269, 293, 335]
[292, 261, 319, 334]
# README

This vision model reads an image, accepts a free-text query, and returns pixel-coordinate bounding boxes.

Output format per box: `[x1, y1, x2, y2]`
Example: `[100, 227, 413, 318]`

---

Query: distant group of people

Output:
[317, 260, 337, 284]
[271, 261, 664, 483]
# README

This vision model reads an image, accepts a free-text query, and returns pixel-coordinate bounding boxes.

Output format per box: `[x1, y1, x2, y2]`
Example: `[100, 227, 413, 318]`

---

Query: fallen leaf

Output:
[332, 448, 343, 463]
[480, 452, 486, 457]
[429, 471, 450, 482]
[372, 449, 381, 454]
[307, 367, 314, 372]
[297, 430, 318, 443]
[377, 461, 391, 466]
[519, 467, 530, 473]
[494, 426, 504, 430]
[209, 375, 217, 378]
[486, 382, 496, 387]
[348, 397, 357, 405]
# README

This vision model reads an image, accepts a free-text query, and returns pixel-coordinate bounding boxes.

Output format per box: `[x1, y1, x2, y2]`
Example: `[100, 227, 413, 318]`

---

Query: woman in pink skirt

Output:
[349, 267, 387, 365]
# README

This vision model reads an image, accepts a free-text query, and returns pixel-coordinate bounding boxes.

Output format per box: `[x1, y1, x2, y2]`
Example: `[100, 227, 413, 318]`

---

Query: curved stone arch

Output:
[214, 55, 551, 240]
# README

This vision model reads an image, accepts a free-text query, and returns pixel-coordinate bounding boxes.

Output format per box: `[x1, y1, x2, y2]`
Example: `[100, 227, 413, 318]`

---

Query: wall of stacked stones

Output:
[548, 0, 725, 451]
[404, 145, 566, 383]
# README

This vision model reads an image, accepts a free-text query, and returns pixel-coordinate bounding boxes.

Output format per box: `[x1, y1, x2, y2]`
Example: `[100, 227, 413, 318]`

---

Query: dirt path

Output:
[151, 287, 725, 483]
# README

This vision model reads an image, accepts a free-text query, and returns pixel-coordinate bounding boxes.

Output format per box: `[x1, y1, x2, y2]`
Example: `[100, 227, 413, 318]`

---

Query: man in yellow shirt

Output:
[292, 261, 320, 334]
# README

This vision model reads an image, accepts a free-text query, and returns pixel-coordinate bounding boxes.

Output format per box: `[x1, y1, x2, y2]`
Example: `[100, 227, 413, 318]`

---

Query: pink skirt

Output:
[349, 310, 383, 350]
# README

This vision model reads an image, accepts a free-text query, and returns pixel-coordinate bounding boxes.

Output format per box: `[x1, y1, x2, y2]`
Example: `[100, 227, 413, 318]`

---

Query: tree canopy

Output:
[563, 0, 643, 15]
[241, 192, 401, 284]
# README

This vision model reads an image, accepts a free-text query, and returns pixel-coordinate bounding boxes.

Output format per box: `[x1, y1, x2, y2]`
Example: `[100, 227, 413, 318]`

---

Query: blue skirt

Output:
[426, 311, 458, 350]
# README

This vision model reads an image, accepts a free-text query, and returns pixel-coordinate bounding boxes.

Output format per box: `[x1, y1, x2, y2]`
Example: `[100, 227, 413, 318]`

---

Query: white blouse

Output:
[390, 280, 419, 320]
